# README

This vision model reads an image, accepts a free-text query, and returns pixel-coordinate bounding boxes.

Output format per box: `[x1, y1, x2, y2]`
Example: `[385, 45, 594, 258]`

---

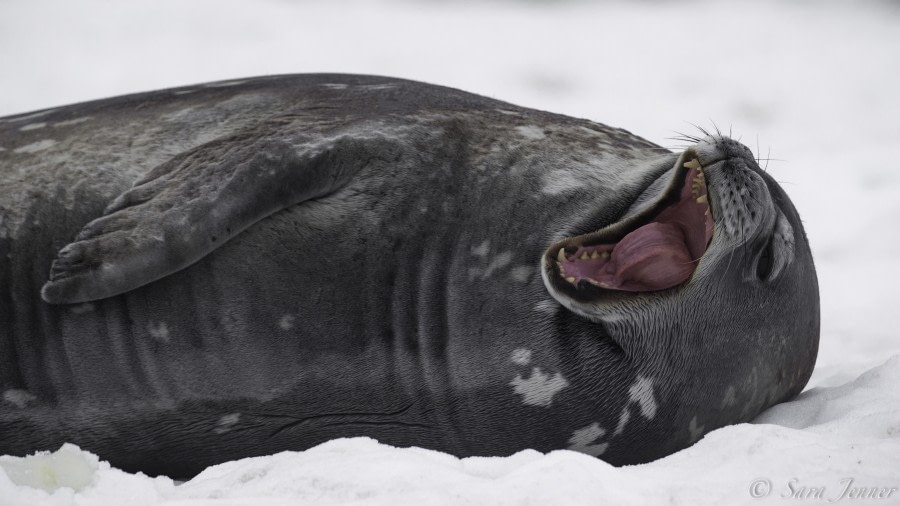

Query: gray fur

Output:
[0, 74, 819, 478]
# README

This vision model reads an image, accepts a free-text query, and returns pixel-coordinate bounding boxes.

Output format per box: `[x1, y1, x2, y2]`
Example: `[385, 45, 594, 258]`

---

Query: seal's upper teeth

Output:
[590, 251, 600, 259]
[558, 249, 566, 262]
[580, 252, 589, 260]
[565, 276, 576, 284]
[601, 251, 610, 259]
[684, 158, 701, 170]
[696, 195, 708, 204]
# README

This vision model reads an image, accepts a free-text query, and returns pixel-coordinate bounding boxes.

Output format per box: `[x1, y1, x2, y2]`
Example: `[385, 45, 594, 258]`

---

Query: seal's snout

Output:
[546, 151, 713, 294]
[690, 135, 798, 283]
[695, 135, 756, 167]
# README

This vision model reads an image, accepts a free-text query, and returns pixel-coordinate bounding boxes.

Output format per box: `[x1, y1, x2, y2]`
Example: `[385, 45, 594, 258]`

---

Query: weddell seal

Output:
[0, 74, 819, 477]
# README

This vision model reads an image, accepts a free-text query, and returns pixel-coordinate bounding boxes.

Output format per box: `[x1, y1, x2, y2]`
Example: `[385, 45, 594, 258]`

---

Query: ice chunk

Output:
[0, 443, 97, 493]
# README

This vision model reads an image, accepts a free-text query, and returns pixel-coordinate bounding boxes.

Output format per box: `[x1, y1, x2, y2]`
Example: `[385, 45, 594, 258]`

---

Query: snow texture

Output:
[2, 0, 900, 504]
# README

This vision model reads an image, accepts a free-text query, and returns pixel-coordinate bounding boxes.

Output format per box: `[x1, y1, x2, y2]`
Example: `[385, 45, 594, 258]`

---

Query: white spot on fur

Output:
[148, 322, 170, 343]
[510, 367, 569, 407]
[279, 314, 296, 330]
[578, 126, 605, 136]
[69, 303, 95, 315]
[0, 146, 5, 151]
[721, 385, 736, 408]
[496, 109, 520, 116]
[3, 389, 37, 408]
[541, 169, 591, 195]
[20, 122, 46, 131]
[533, 299, 559, 314]
[53, 117, 92, 128]
[515, 125, 546, 140]
[614, 407, 631, 436]
[471, 240, 490, 257]
[321, 83, 348, 90]
[205, 79, 248, 88]
[510, 348, 532, 366]
[214, 413, 241, 434]
[482, 251, 512, 278]
[688, 416, 705, 443]
[13, 139, 57, 154]
[161, 106, 198, 122]
[509, 265, 532, 283]
[629, 375, 657, 419]
[173, 89, 196, 95]
[568, 423, 609, 456]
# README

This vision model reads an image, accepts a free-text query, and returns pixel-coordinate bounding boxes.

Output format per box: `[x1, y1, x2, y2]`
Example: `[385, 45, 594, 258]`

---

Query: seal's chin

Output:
[547, 151, 714, 293]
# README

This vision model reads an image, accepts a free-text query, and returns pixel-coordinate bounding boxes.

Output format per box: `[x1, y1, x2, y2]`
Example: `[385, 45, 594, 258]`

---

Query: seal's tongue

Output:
[612, 222, 694, 291]
[558, 159, 713, 292]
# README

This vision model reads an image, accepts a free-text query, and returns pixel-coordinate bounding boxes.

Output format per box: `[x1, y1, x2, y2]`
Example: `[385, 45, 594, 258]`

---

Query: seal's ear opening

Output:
[544, 150, 714, 294]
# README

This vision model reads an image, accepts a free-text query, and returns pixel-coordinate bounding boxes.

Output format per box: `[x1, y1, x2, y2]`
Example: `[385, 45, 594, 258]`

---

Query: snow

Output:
[1, 0, 899, 504]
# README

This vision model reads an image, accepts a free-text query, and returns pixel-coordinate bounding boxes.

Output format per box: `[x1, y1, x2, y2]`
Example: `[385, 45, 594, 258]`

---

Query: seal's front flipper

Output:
[41, 131, 368, 304]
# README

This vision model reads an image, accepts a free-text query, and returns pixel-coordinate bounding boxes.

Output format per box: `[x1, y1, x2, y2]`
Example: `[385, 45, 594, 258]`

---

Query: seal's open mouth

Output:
[550, 152, 714, 293]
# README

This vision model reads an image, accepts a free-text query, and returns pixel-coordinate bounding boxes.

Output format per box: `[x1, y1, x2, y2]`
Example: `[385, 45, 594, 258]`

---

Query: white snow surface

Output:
[1, 0, 899, 504]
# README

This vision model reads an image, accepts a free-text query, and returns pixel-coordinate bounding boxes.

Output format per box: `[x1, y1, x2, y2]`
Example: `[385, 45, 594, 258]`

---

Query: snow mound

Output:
[756, 355, 900, 438]
[0, 444, 97, 493]
[1, 357, 897, 506]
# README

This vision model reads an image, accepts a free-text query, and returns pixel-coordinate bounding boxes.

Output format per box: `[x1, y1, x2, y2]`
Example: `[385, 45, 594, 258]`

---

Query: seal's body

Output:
[0, 75, 819, 477]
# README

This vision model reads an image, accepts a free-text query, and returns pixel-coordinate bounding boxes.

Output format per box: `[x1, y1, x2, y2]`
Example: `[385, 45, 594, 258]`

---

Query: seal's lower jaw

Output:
[545, 151, 714, 295]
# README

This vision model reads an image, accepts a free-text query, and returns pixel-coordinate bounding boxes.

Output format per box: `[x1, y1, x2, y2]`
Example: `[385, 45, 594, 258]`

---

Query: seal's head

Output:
[541, 135, 819, 442]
